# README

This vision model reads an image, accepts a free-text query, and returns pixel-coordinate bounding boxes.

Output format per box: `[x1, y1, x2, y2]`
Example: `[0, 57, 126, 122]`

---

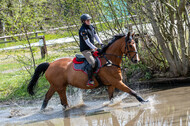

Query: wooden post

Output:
[3, 21, 6, 42]
[0, 19, 2, 35]
[35, 32, 38, 37]
[43, 35, 47, 56]
[39, 35, 47, 59]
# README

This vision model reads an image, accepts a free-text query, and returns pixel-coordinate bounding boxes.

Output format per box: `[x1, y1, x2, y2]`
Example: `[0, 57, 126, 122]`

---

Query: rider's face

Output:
[85, 19, 91, 25]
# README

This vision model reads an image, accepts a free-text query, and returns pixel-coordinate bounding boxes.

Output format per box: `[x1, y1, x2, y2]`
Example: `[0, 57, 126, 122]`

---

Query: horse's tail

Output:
[27, 62, 50, 95]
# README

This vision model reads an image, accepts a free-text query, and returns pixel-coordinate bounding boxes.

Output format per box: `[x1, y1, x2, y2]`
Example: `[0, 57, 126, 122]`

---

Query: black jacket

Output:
[79, 23, 96, 52]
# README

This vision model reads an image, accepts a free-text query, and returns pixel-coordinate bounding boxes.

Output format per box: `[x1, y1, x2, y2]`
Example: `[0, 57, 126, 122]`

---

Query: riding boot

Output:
[87, 64, 94, 86]
[93, 60, 98, 72]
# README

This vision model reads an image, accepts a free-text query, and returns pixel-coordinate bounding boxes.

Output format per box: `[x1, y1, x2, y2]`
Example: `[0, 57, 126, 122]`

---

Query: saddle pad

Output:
[73, 57, 101, 74]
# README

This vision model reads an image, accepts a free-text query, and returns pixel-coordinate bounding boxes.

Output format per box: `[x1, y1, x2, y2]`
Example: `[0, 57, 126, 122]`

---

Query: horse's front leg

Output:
[108, 86, 115, 100]
[114, 81, 147, 103]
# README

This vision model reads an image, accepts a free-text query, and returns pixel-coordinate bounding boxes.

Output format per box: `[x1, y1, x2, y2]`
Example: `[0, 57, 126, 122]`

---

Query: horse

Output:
[27, 32, 147, 110]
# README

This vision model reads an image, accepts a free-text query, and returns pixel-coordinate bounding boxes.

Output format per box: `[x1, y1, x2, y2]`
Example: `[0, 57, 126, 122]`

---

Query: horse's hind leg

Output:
[57, 86, 68, 109]
[41, 86, 55, 110]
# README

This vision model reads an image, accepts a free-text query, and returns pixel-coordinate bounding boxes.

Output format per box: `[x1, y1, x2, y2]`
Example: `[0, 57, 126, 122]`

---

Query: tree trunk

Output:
[176, 0, 189, 75]
[185, 6, 190, 67]
[145, 2, 179, 76]
[168, 6, 183, 74]
[23, 24, 36, 71]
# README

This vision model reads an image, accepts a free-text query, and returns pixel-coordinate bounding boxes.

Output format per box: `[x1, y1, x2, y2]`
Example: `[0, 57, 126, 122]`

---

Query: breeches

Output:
[81, 50, 96, 68]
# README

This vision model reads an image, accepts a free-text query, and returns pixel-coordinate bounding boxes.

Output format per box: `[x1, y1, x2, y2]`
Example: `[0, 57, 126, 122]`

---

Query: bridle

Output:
[99, 35, 138, 68]
[124, 36, 138, 63]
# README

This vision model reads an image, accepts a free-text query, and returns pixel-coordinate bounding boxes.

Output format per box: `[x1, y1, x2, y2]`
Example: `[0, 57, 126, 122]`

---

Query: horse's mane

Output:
[100, 34, 125, 54]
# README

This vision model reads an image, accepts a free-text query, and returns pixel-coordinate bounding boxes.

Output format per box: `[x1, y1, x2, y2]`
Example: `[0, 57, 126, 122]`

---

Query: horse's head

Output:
[122, 32, 140, 63]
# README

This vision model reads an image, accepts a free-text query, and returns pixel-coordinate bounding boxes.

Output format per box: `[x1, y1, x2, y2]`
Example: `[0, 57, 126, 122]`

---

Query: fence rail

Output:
[0, 31, 45, 43]
[0, 32, 47, 59]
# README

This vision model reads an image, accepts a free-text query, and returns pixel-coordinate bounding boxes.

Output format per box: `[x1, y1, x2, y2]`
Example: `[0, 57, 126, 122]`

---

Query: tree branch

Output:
[163, 2, 176, 12]
[178, 0, 186, 14]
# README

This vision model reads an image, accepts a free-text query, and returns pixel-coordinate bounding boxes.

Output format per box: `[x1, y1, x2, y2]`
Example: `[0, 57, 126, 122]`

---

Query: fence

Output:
[0, 31, 47, 59]
[0, 31, 45, 43]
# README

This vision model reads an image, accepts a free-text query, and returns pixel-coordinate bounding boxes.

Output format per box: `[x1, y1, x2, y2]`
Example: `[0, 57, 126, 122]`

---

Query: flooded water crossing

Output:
[1, 85, 190, 126]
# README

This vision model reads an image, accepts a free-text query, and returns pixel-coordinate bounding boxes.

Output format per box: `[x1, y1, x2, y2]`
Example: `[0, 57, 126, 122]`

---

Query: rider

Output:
[79, 14, 103, 86]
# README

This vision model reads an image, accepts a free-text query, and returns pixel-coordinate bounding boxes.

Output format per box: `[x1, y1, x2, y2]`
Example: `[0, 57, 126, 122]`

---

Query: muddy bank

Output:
[128, 77, 190, 90]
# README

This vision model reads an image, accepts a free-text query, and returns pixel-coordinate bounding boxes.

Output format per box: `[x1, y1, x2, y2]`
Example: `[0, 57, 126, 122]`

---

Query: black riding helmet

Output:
[80, 14, 92, 23]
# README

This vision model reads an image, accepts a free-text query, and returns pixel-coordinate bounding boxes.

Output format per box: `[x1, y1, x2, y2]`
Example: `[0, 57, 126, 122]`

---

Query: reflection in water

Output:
[5, 86, 190, 126]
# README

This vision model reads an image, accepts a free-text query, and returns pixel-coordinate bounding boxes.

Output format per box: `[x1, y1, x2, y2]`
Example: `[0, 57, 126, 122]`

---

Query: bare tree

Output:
[126, 0, 190, 76]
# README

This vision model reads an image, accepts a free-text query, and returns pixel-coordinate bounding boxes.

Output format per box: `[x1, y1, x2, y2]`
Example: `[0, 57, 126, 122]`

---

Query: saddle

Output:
[72, 52, 101, 74]
[72, 51, 104, 87]
[75, 54, 86, 62]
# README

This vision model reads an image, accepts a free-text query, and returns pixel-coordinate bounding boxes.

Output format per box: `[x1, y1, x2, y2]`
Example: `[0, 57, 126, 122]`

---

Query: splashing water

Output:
[103, 93, 129, 107]
[142, 95, 159, 113]
[66, 87, 84, 109]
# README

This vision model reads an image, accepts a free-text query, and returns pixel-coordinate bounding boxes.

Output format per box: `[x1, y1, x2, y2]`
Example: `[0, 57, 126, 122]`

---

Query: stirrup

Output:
[87, 80, 94, 86]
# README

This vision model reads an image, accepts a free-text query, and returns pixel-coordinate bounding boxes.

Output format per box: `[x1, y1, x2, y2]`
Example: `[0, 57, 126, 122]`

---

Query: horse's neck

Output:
[105, 38, 124, 66]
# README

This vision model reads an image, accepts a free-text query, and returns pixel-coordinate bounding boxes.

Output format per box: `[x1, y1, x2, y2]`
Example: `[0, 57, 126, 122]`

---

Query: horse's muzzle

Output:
[131, 59, 138, 64]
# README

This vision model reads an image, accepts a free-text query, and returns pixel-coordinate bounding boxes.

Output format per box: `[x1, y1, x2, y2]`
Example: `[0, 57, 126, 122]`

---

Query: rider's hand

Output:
[97, 48, 101, 53]
[100, 44, 104, 48]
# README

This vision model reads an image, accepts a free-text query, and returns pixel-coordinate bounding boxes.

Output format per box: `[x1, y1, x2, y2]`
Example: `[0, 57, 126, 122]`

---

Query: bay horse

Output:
[27, 32, 147, 110]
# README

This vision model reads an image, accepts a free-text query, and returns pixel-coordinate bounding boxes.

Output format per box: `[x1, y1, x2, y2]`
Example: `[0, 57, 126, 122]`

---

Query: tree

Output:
[126, 0, 190, 76]
[0, 0, 47, 71]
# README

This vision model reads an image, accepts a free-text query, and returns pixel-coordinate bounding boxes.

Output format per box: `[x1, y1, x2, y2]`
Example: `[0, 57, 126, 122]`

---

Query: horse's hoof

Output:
[62, 105, 69, 111]
[142, 99, 149, 103]
[40, 108, 45, 112]
[136, 95, 148, 103]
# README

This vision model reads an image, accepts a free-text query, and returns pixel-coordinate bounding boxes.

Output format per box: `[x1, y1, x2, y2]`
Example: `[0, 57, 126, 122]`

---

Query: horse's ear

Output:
[127, 32, 131, 39]
[132, 32, 135, 38]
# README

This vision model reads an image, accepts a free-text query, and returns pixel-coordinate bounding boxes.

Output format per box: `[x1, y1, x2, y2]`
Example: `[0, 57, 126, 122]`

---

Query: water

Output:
[1, 86, 190, 126]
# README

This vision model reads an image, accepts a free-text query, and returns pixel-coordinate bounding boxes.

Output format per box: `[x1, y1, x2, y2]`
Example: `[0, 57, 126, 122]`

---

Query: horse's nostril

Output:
[134, 60, 137, 63]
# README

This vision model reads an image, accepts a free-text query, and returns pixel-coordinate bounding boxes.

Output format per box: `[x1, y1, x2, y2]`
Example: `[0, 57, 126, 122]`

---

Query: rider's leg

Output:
[86, 64, 94, 85]
[82, 50, 96, 68]
[82, 50, 96, 86]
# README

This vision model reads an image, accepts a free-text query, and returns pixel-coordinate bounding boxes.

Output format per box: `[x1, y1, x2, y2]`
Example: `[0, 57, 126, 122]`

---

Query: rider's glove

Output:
[97, 48, 101, 52]
[100, 44, 104, 48]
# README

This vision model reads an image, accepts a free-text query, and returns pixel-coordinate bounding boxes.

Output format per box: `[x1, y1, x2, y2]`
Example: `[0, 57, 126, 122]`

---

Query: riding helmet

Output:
[80, 14, 92, 22]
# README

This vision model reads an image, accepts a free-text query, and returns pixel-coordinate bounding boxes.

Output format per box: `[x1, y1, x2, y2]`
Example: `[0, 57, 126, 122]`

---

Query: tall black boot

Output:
[87, 64, 94, 86]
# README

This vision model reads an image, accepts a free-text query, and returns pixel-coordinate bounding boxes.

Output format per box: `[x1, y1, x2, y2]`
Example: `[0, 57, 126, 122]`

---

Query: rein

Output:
[98, 35, 138, 69]
[99, 53, 121, 68]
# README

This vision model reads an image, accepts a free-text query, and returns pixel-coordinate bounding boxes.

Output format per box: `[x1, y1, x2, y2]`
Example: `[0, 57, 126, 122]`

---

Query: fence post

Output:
[3, 21, 6, 42]
[39, 35, 47, 59]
